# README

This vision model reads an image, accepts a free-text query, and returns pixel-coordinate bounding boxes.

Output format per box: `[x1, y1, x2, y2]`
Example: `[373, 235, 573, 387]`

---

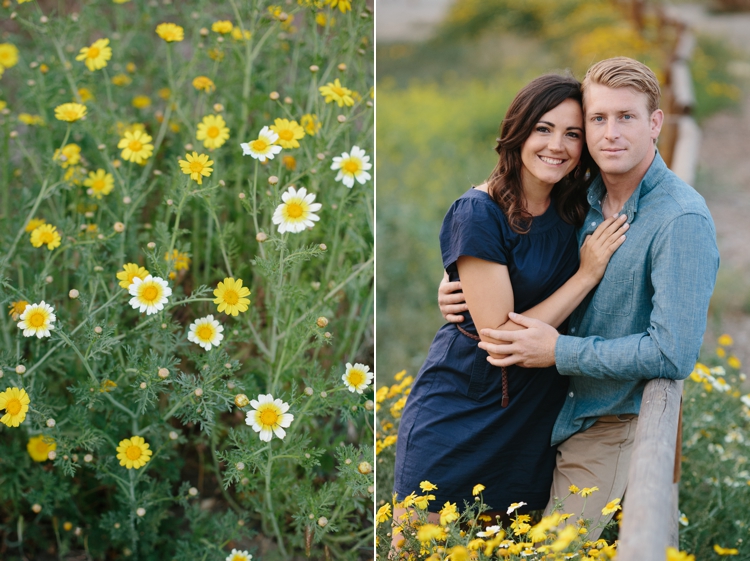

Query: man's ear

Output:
[650, 108, 664, 140]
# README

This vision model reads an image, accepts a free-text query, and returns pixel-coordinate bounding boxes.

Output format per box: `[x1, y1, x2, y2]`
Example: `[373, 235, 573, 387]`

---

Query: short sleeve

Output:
[440, 193, 510, 273]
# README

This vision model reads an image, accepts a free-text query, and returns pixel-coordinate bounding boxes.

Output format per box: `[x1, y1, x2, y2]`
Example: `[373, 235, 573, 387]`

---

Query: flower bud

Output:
[304, 387, 314, 396]
[169, 431, 179, 440]
[234, 394, 250, 408]
[123, 196, 132, 204]
[15, 365, 26, 374]
[84, 454, 93, 462]
[317, 516, 328, 527]
[337, 115, 346, 123]
[268, 175, 279, 185]
[358, 461, 373, 474]
[337, 63, 347, 71]
[316, 317, 329, 328]
[194, 388, 203, 397]
[139, 382, 147, 389]
[158, 368, 169, 379]
[237, 462, 245, 471]
[269, 91, 280, 100]
[256, 232, 268, 243]
[46, 418, 56, 428]
[189, 487, 198, 496]
[114, 222, 125, 233]
[48, 450, 57, 460]
[136, 508, 146, 517]
[94, 326, 103, 334]
[32, 504, 42, 513]
[309, 65, 319, 73]
[69, 289, 80, 299]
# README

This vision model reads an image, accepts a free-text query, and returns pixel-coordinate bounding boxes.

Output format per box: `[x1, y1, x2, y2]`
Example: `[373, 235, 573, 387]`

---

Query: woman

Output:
[392, 74, 629, 535]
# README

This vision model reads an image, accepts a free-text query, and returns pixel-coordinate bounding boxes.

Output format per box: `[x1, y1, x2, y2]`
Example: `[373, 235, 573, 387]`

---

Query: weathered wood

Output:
[670, 115, 701, 186]
[618, 379, 683, 561]
[670, 60, 695, 112]
[674, 30, 696, 61]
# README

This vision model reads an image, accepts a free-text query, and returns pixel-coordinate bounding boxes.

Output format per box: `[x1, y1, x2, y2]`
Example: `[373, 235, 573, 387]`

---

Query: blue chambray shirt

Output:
[551, 150, 719, 446]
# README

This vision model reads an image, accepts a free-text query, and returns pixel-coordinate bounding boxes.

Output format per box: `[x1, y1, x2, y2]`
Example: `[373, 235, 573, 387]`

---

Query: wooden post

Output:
[618, 379, 684, 560]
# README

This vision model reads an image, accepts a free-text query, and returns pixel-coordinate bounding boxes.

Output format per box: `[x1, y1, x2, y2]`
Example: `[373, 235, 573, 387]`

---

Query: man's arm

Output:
[480, 213, 719, 380]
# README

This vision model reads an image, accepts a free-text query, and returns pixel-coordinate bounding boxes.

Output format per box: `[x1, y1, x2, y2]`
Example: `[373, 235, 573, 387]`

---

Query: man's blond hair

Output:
[582, 57, 661, 114]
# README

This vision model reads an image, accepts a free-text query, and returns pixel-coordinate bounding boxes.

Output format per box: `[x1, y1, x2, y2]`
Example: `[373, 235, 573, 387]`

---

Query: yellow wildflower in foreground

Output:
[376, 503, 392, 525]
[118, 130, 154, 164]
[601, 497, 621, 515]
[580, 486, 599, 497]
[472, 484, 485, 496]
[187, 315, 224, 351]
[27, 435, 56, 462]
[213, 277, 251, 316]
[0, 43, 20, 69]
[196, 114, 230, 150]
[0, 387, 30, 427]
[440, 502, 459, 526]
[319, 78, 354, 107]
[240, 126, 282, 162]
[8, 300, 29, 320]
[178, 152, 214, 184]
[212, 20, 233, 34]
[155, 22, 184, 42]
[165, 249, 191, 271]
[417, 523, 446, 544]
[272, 186, 322, 234]
[192, 76, 215, 93]
[128, 275, 172, 315]
[132, 95, 151, 109]
[300, 113, 321, 136]
[84, 169, 114, 199]
[54, 143, 81, 168]
[342, 362, 373, 393]
[75, 38, 112, 71]
[54, 102, 87, 122]
[31, 224, 62, 250]
[270, 118, 305, 149]
[667, 547, 695, 561]
[714, 544, 739, 555]
[25, 218, 45, 233]
[18, 301, 56, 338]
[246, 394, 294, 441]
[117, 263, 150, 289]
[325, 0, 351, 12]
[718, 334, 734, 347]
[116, 436, 152, 469]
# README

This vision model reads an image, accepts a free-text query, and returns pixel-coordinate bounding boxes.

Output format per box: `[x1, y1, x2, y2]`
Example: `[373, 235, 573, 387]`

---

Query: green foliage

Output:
[0, 0, 373, 559]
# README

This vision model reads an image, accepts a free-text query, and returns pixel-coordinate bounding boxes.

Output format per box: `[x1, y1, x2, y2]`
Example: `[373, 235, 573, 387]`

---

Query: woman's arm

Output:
[454, 214, 629, 341]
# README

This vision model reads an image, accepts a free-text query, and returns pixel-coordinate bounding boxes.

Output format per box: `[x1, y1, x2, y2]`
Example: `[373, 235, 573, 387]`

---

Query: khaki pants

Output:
[544, 414, 638, 541]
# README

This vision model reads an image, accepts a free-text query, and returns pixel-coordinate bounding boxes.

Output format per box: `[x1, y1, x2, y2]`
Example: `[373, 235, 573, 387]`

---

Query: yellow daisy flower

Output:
[713, 545, 739, 555]
[18, 113, 45, 126]
[270, 118, 305, 149]
[116, 435, 152, 469]
[165, 249, 191, 271]
[300, 113, 321, 136]
[75, 38, 112, 72]
[30, 224, 61, 250]
[84, 169, 114, 199]
[192, 76, 215, 93]
[27, 435, 56, 462]
[601, 498, 621, 515]
[196, 114, 230, 150]
[319, 78, 354, 107]
[111, 73, 132, 86]
[155, 22, 184, 43]
[78, 87, 95, 102]
[117, 263, 150, 289]
[178, 152, 214, 185]
[128, 275, 172, 315]
[342, 362, 373, 394]
[118, 130, 154, 164]
[0, 387, 30, 427]
[666, 547, 695, 561]
[213, 277, 251, 316]
[472, 484, 485, 496]
[53, 143, 81, 169]
[54, 102, 87, 122]
[325, 0, 351, 13]
[580, 486, 599, 497]
[18, 301, 56, 338]
[187, 315, 224, 351]
[231, 27, 252, 41]
[718, 334, 734, 347]
[212, 20, 233, 34]
[132, 95, 151, 109]
[0, 43, 20, 69]
[282, 155, 296, 170]
[8, 300, 29, 320]
[245, 394, 294, 441]
[25, 217, 45, 233]
[240, 126, 283, 162]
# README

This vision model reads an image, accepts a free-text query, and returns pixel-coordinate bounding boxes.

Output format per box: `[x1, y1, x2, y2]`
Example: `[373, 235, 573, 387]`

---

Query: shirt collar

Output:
[586, 149, 668, 224]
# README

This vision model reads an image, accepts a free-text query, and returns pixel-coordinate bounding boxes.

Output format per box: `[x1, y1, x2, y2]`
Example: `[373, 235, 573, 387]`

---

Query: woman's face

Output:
[520, 98, 584, 190]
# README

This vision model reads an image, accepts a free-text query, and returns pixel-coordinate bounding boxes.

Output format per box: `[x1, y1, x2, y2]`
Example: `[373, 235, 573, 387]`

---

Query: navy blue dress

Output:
[393, 188, 579, 511]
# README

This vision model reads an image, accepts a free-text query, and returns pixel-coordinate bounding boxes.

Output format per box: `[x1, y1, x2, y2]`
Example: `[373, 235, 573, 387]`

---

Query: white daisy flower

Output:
[272, 186, 322, 234]
[342, 362, 373, 394]
[187, 315, 224, 351]
[225, 549, 252, 561]
[240, 126, 283, 162]
[128, 275, 172, 315]
[18, 301, 56, 338]
[741, 394, 750, 408]
[245, 394, 294, 442]
[330, 145, 372, 188]
[476, 525, 502, 538]
[506, 501, 527, 515]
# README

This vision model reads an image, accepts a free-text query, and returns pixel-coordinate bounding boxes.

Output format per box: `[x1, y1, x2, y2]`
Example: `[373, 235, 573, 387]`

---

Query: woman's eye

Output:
[536, 126, 549, 133]
[566, 132, 580, 139]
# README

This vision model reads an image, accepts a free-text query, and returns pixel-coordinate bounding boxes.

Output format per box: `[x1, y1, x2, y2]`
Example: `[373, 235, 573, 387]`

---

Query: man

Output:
[438, 56, 719, 536]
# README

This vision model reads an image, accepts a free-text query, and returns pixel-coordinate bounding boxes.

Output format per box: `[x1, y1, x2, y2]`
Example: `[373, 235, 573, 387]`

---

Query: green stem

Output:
[209, 206, 234, 277]
[265, 447, 288, 557]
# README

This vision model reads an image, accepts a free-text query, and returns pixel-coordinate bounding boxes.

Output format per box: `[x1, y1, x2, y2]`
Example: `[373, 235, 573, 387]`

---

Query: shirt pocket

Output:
[592, 269, 635, 317]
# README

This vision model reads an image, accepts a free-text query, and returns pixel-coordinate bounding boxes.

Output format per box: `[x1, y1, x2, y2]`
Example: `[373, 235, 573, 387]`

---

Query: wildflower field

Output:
[0, 0, 373, 559]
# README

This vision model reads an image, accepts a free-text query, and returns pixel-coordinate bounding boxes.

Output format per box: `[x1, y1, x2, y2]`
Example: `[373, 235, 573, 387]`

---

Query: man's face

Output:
[584, 83, 663, 181]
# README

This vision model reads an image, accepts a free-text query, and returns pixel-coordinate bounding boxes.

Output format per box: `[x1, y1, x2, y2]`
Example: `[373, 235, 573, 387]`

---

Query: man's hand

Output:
[438, 274, 468, 323]
[477, 313, 559, 368]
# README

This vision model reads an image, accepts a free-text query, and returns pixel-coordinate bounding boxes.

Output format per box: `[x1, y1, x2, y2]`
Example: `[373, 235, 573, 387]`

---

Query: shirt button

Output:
[570, 327, 576, 333]
[591, 221, 597, 227]
[569, 392, 575, 398]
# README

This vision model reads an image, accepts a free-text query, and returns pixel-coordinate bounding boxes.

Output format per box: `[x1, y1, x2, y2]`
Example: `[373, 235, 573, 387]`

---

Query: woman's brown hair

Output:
[487, 74, 596, 233]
